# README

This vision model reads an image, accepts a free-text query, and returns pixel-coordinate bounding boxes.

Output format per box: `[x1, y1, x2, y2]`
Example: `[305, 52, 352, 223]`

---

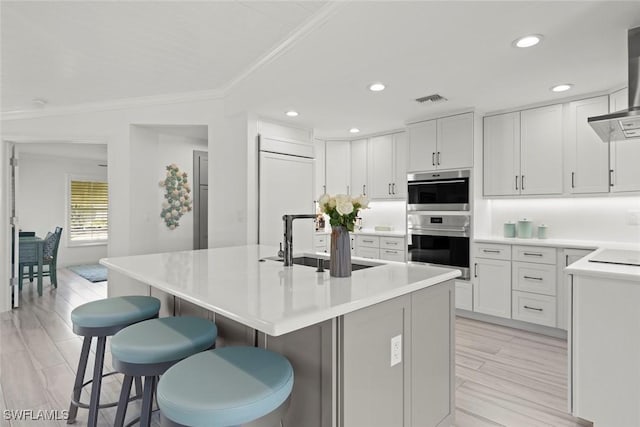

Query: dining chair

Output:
[21, 227, 63, 289]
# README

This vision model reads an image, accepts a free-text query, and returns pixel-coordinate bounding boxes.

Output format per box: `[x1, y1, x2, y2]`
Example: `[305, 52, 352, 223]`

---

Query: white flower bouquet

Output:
[318, 193, 369, 232]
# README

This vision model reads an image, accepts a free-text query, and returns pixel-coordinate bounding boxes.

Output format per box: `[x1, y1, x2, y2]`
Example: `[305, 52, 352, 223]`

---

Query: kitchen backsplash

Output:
[358, 200, 406, 232]
[487, 196, 640, 243]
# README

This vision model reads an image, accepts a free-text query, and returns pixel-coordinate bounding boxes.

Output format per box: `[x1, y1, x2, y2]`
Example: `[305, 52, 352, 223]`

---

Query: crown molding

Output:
[1, 88, 225, 121]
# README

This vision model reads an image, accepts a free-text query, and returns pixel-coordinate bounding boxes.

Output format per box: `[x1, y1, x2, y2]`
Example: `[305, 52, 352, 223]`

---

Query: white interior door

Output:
[259, 151, 315, 253]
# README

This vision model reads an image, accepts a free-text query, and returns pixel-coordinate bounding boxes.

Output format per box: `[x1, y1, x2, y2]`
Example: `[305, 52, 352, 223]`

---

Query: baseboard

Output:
[456, 309, 568, 339]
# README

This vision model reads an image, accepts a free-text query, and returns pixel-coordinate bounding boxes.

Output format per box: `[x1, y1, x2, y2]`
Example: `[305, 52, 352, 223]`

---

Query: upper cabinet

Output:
[520, 104, 563, 195]
[325, 140, 351, 195]
[368, 132, 407, 200]
[408, 112, 473, 172]
[609, 88, 640, 193]
[483, 112, 520, 196]
[565, 96, 610, 194]
[484, 105, 563, 196]
[350, 139, 368, 197]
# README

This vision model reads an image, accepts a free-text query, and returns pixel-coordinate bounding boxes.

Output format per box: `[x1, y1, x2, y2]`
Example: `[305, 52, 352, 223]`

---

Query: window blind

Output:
[69, 180, 108, 242]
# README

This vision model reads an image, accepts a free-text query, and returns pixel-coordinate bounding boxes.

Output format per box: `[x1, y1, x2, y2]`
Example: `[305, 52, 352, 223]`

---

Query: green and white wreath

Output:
[159, 163, 192, 229]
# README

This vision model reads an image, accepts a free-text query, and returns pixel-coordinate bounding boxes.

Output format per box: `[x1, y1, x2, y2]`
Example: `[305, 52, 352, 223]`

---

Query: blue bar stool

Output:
[68, 295, 161, 426]
[110, 316, 218, 427]
[157, 346, 294, 427]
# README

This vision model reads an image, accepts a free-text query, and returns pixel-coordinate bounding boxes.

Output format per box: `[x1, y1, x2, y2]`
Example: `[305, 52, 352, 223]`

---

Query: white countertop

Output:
[565, 248, 640, 282]
[100, 245, 459, 336]
[474, 236, 640, 251]
[316, 229, 406, 238]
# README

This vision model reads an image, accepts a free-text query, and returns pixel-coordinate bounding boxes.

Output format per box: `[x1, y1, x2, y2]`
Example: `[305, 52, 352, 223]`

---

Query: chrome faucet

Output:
[281, 214, 316, 267]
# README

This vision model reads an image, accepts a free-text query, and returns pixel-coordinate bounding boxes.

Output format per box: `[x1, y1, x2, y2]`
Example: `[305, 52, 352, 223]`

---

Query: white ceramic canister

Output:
[537, 224, 548, 239]
[503, 221, 516, 238]
[516, 218, 533, 238]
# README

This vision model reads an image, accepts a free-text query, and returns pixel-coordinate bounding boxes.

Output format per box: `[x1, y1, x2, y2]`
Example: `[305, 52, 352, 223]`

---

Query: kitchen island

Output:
[101, 244, 461, 427]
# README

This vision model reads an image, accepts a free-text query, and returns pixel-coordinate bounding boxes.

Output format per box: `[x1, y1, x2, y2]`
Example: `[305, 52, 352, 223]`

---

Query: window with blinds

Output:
[69, 180, 108, 243]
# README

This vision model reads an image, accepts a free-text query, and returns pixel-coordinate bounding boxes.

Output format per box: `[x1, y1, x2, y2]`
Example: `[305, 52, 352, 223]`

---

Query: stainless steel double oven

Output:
[406, 170, 471, 279]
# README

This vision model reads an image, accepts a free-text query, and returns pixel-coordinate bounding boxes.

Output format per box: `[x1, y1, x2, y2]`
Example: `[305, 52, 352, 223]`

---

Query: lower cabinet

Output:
[472, 257, 512, 318]
[355, 234, 406, 261]
[455, 280, 473, 311]
[512, 291, 556, 327]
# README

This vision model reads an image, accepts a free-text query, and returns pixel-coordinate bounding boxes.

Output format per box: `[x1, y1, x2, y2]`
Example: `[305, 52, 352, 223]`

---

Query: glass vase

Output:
[330, 225, 351, 277]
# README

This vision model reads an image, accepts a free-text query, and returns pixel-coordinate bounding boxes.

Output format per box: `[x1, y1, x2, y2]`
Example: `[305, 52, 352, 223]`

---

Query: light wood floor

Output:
[0, 269, 590, 427]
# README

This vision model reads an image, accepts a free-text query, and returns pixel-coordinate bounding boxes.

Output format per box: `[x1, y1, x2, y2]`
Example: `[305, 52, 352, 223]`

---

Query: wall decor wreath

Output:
[159, 163, 192, 229]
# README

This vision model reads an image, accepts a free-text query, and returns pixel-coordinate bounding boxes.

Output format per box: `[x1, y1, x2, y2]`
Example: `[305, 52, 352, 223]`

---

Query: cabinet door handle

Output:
[363, 184, 366, 195]
[387, 242, 398, 246]
[385, 250, 397, 254]
[323, 185, 326, 194]
[524, 305, 543, 312]
[522, 175, 525, 190]
[523, 252, 543, 257]
[392, 183, 396, 194]
[515, 175, 519, 191]
[363, 239, 374, 243]
[483, 249, 500, 254]
[566, 254, 569, 266]
[347, 185, 350, 194]
[437, 152, 441, 165]
[474, 263, 478, 278]
[571, 172, 575, 189]
[610, 169, 614, 187]
[524, 275, 543, 281]
[432, 152, 435, 166]
[388, 183, 391, 195]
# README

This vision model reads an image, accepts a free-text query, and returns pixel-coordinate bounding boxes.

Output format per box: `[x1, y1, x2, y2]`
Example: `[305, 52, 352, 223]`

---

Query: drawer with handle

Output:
[356, 235, 380, 249]
[512, 262, 557, 296]
[512, 291, 556, 327]
[474, 243, 511, 261]
[313, 234, 328, 247]
[357, 246, 380, 260]
[380, 236, 405, 250]
[380, 249, 405, 262]
[512, 245, 556, 265]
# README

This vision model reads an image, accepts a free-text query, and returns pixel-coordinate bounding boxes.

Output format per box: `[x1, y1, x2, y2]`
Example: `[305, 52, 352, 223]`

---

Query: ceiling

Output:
[2, 1, 640, 138]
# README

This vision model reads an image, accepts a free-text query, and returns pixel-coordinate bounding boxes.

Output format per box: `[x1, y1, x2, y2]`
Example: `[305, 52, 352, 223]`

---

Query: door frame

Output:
[193, 150, 208, 250]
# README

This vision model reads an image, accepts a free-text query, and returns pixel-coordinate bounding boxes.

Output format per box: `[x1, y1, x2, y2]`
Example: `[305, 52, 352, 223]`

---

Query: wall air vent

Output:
[415, 94, 447, 104]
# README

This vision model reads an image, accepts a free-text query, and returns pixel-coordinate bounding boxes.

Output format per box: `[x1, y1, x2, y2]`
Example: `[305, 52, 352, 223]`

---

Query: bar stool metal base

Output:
[159, 397, 290, 427]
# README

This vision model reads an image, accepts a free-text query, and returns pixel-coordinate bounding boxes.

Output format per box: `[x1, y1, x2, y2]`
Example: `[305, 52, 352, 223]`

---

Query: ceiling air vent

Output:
[415, 94, 447, 104]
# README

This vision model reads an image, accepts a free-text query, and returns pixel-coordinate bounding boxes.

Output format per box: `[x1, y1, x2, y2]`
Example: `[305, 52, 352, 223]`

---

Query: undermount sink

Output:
[264, 255, 378, 271]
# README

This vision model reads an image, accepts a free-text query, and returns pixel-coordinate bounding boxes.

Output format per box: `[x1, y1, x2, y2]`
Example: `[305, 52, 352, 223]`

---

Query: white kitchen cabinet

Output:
[473, 245, 511, 319]
[314, 139, 326, 197]
[520, 104, 563, 195]
[355, 234, 405, 261]
[455, 280, 473, 311]
[609, 87, 640, 192]
[325, 140, 350, 195]
[565, 96, 610, 194]
[408, 113, 473, 172]
[350, 139, 368, 196]
[473, 258, 511, 318]
[368, 132, 406, 200]
[437, 113, 474, 170]
[512, 291, 556, 327]
[483, 112, 520, 196]
[407, 119, 437, 172]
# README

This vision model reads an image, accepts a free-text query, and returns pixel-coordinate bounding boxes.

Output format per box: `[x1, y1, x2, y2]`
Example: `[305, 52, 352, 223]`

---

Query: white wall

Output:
[17, 152, 108, 266]
[130, 126, 207, 254]
[486, 196, 640, 243]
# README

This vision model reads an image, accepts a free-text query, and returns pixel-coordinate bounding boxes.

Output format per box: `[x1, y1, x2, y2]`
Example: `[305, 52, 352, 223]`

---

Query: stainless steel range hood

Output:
[588, 27, 640, 142]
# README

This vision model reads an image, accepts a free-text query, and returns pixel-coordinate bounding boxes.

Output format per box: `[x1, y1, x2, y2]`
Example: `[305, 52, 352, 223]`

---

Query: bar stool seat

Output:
[68, 296, 161, 427]
[71, 295, 162, 333]
[157, 347, 294, 427]
[111, 316, 218, 427]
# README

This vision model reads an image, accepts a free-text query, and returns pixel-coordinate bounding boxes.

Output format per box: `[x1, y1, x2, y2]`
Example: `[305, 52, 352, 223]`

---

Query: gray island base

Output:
[101, 245, 459, 427]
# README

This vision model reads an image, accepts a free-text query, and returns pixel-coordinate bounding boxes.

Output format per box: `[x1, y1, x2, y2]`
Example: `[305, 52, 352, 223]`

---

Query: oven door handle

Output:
[408, 227, 469, 238]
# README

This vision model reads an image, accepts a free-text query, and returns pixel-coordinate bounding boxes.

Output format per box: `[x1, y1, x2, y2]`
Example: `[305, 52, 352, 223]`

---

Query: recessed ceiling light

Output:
[349, 128, 360, 133]
[551, 84, 573, 92]
[285, 110, 299, 117]
[368, 83, 386, 92]
[513, 34, 543, 48]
